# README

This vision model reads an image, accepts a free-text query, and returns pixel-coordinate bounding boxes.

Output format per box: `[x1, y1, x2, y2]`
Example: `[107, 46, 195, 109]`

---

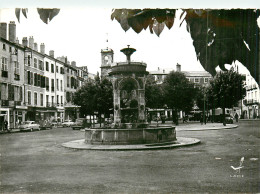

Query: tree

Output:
[145, 75, 164, 109]
[207, 68, 246, 125]
[73, 77, 113, 123]
[163, 71, 197, 125]
[111, 9, 260, 85]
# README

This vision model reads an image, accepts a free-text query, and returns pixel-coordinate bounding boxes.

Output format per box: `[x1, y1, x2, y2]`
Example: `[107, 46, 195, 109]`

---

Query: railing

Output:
[46, 102, 56, 107]
[246, 84, 258, 91]
[244, 99, 259, 105]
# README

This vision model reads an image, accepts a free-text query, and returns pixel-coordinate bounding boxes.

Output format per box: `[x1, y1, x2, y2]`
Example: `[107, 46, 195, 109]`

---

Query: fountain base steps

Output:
[62, 137, 201, 151]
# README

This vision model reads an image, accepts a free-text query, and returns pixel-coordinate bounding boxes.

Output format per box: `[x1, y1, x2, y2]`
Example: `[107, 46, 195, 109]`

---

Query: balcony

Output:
[46, 102, 56, 107]
[246, 84, 258, 91]
[1, 100, 9, 106]
[244, 99, 259, 105]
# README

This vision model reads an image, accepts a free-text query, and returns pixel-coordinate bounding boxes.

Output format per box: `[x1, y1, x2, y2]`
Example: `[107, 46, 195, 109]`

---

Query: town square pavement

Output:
[0, 120, 259, 193]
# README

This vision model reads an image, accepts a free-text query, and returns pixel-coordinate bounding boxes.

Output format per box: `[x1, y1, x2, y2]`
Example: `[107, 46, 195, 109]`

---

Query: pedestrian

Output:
[235, 113, 239, 122]
[161, 114, 166, 124]
[200, 114, 203, 125]
[4, 119, 8, 132]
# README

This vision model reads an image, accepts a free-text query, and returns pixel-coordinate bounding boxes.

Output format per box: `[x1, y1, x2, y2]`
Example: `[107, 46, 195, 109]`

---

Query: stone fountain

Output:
[84, 46, 176, 145]
[62, 46, 200, 150]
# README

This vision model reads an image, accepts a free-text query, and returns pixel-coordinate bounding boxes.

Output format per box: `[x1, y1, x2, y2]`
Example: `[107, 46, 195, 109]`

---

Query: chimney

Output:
[29, 36, 34, 49]
[158, 67, 160, 71]
[22, 37, 28, 47]
[163, 69, 165, 73]
[34, 43, 38, 51]
[65, 57, 68, 64]
[40, 43, 45, 54]
[49, 50, 54, 58]
[71, 61, 76, 66]
[16, 38, 19, 44]
[8, 21, 16, 42]
[176, 63, 181, 72]
[0, 22, 7, 39]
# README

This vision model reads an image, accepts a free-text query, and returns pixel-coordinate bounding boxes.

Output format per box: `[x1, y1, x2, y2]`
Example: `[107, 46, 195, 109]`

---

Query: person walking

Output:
[235, 113, 239, 122]
[200, 114, 203, 125]
[4, 119, 8, 132]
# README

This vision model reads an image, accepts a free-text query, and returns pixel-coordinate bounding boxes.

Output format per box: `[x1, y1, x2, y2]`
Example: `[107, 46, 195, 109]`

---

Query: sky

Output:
[0, 0, 259, 75]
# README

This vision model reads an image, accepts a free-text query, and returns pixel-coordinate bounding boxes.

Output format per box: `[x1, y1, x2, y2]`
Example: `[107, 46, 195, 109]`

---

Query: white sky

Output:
[0, 0, 259, 75]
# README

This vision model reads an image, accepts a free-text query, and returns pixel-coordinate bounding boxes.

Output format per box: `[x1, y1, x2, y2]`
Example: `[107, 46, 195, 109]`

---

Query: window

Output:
[194, 78, 200, 83]
[56, 66, 59, 73]
[60, 67, 64, 74]
[61, 96, 63, 105]
[34, 58, 37, 68]
[27, 55, 31, 66]
[46, 77, 49, 91]
[1, 57, 8, 71]
[60, 80, 63, 91]
[38, 74, 41, 87]
[51, 79, 54, 92]
[14, 61, 20, 80]
[3, 44, 6, 50]
[204, 78, 209, 83]
[46, 95, 49, 106]
[40, 93, 43, 106]
[14, 61, 19, 74]
[1, 57, 8, 78]
[8, 84, 14, 100]
[34, 92, 37, 106]
[34, 73, 37, 86]
[38, 60, 43, 70]
[27, 71, 31, 84]
[56, 79, 59, 90]
[51, 64, 54, 73]
[28, 91, 31, 105]
[51, 96, 54, 106]
[67, 76, 70, 87]
[66, 92, 71, 102]
[9, 46, 12, 53]
[57, 95, 59, 105]
[46, 62, 49, 71]
[30, 72, 33, 85]
[67, 68, 69, 73]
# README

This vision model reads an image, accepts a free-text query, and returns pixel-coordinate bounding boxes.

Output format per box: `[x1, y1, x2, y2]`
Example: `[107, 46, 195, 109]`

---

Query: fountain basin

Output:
[85, 125, 176, 145]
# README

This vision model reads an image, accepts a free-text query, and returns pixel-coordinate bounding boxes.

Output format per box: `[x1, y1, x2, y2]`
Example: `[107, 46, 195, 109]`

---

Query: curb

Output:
[61, 137, 201, 151]
[176, 124, 238, 131]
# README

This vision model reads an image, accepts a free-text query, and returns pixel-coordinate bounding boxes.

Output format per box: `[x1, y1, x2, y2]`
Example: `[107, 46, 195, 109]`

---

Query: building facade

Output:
[0, 22, 26, 128]
[242, 73, 259, 119]
[0, 21, 89, 129]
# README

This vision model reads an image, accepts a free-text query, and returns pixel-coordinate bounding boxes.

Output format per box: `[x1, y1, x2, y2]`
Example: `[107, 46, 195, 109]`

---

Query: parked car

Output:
[71, 118, 90, 130]
[225, 115, 234, 124]
[62, 120, 75, 128]
[19, 121, 40, 132]
[39, 120, 52, 130]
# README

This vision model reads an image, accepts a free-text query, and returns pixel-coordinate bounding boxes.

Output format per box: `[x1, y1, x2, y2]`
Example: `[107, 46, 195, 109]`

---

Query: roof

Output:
[101, 47, 114, 53]
[183, 71, 212, 77]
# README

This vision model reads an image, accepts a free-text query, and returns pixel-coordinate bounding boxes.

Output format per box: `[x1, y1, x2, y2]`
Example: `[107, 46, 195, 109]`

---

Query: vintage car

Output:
[19, 121, 40, 132]
[39, 120, 52, 130]
[62, 120, 75, 128]
[71, 118, 88, 130]
[225, 115, 234, 124]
